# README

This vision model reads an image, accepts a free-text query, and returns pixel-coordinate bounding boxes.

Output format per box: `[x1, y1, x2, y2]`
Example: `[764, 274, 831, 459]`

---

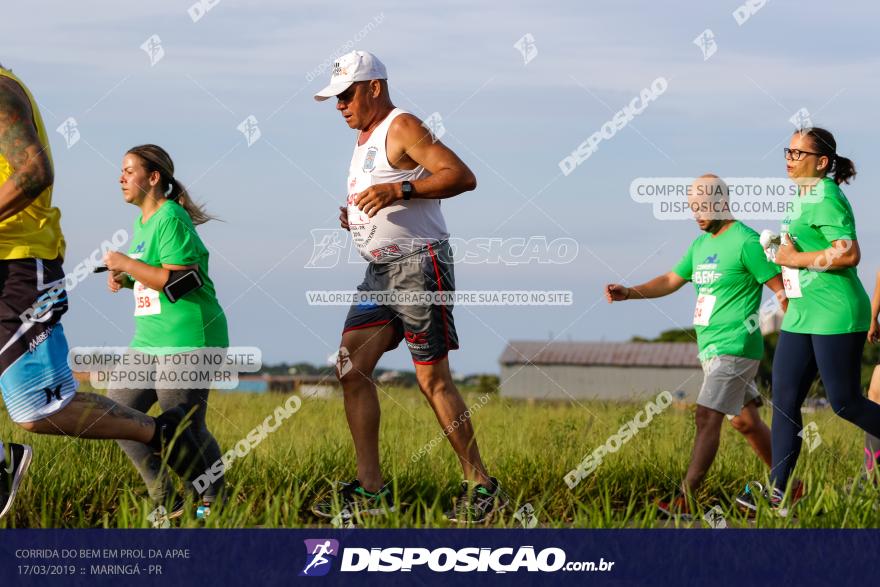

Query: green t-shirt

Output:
[779, 177, 870, 334]
[672, 221, 780, 360]
[128, 201, 228, 353]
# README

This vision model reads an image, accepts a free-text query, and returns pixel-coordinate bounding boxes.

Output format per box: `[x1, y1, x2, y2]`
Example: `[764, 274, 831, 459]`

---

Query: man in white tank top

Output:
[311, 51, 506, 523]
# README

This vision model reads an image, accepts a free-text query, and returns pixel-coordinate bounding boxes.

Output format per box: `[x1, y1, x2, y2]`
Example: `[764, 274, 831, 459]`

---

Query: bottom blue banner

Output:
[0, 529, 869, 586]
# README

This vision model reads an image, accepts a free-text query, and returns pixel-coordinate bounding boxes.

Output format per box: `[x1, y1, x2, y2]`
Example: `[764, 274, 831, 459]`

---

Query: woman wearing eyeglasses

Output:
[738, 127, 875, 513]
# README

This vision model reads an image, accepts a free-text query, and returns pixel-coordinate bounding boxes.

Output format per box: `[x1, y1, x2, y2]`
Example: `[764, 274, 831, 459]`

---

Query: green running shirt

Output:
[128, 201, 228, 353]
[779, 177, 870, 334]
[673, 221, 780, 360]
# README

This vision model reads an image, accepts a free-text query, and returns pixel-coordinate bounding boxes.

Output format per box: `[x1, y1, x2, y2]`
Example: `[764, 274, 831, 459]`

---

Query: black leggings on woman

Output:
[771, 330, 879, 490]
[107, 386, 224, 504]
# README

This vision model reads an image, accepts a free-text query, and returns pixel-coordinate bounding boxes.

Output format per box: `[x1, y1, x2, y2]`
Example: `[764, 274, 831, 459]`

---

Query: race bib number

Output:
[781, 266, 802, 299]
[693, 293, 717, 326]
[347, 192, 370, 227]
[348, 203, 370, 227]
[133, 281, 161, 316]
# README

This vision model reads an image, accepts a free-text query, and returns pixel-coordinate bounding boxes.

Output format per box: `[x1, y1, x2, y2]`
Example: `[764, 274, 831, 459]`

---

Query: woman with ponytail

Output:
[102, 144, 227, 519]
[738, 127, 876, 513]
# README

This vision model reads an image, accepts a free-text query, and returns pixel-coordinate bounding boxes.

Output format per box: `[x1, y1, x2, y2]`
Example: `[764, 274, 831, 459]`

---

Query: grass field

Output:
[2, 388, 879, 529]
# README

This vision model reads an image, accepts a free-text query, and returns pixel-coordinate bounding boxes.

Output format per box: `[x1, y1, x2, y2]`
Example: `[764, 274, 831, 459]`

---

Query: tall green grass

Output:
[2, 389, 879, 528]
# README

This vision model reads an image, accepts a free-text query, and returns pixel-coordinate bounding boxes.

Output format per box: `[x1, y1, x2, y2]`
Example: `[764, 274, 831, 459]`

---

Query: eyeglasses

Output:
[784, 148, 824, 161]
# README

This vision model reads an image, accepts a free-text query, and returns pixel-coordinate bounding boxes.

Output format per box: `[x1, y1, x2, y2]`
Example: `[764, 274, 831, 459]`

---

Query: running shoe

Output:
[311, 479, 395, 520]
[193, 489, 229, 522]
[149, 494, 218, 527]
[735, 481, 771, 513]
[736, 480, 803, 517]
[165, 496, 189, 520]
[147, 495, 187, 528]
[0, 443, 33, 520]
[844, 467, 879, 496]
[656, 491, 692, 521]
[863, 446, 880, 483]
[446, 477, 508, 523]
[195, 501, 212, 521]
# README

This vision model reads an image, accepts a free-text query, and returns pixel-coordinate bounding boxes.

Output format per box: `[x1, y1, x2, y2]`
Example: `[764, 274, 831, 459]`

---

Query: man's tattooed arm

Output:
[0, 76, 53, 222]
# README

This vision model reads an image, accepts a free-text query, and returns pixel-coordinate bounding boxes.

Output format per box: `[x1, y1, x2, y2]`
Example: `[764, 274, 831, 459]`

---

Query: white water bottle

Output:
[760, 229, 781, 262]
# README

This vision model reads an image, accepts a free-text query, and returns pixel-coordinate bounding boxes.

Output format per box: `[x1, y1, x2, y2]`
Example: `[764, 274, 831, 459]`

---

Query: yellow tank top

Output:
[0, 67, 65, 260]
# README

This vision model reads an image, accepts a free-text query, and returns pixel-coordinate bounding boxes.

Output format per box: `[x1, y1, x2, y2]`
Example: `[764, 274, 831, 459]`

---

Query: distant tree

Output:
[374, 369, 418, 387]
[629, 328, 697, 343]
[477, 375, 500, 395]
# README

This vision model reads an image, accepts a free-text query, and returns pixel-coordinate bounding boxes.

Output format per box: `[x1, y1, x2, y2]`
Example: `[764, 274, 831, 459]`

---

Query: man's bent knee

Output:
[338, 365, 373, 390]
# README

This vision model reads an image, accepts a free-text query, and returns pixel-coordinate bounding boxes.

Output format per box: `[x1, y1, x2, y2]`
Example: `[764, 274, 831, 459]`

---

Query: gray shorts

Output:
[697, 355, 763, 416]
[343, 240, 459, 365]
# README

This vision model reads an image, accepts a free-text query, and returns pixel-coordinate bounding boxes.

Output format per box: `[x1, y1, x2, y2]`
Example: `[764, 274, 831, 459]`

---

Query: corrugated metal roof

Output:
[499, 340, 701, 368]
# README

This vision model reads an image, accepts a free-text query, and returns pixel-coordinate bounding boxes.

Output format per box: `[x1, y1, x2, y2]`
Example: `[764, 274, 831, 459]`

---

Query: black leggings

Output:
[107, 387, 224, 503]
[771, 330, 878, 489]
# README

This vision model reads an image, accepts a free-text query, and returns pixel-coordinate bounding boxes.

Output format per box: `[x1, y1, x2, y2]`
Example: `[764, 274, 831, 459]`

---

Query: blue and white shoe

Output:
[736, 480, 802, 518]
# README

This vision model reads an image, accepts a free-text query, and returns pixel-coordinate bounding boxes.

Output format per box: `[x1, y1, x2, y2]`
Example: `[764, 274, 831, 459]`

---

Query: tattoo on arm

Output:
[0, 78, 53, 200]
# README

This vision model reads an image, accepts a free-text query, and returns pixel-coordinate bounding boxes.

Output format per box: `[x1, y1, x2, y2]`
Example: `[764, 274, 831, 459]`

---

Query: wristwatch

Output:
[401, 180, 413, 200]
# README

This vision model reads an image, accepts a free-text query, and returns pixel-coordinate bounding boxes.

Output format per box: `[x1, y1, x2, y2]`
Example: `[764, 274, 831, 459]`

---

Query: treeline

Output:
[258, 362, 501, 393]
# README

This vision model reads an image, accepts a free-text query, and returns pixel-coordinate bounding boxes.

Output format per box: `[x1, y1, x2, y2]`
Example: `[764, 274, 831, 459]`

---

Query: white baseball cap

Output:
[314, 50, 388, 102]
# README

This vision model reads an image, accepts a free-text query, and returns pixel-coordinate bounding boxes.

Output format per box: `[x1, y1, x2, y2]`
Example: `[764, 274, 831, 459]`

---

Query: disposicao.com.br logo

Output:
[300, 540, 614, 575]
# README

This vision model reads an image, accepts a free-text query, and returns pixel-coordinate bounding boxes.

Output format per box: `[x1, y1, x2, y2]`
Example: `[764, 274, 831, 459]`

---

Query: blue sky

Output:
[4, 1, 880, 374]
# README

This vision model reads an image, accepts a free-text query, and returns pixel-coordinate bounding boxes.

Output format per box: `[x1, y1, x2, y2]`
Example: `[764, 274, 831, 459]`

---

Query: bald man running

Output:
[605, 174, 785, 519]
[310, 51, 505, 523]
[0, 63, 208, 520]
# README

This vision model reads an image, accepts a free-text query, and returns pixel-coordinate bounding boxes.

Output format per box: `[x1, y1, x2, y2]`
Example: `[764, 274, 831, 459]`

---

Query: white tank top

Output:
[347, 108, 449, 262]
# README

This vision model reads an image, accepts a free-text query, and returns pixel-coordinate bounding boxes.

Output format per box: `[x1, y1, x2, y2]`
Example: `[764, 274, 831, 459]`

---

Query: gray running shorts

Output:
[697, 354, 763, 415]
[343, 240, 459, 364]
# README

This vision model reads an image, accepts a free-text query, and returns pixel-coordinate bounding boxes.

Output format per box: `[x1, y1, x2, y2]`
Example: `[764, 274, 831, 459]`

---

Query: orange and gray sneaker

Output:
[656, 491, 692, 521]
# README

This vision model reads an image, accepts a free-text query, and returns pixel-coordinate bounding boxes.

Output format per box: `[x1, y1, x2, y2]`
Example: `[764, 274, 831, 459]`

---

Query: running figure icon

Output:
[302, 541, 336, 576]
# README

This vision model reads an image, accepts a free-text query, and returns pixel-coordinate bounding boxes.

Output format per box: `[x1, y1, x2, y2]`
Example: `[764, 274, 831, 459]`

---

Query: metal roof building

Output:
[499, 341, 703, 402]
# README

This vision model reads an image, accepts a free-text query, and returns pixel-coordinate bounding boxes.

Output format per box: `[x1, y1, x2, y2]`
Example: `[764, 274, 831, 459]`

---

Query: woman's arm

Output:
[774, 236, 860, 270]
[104, 251, 196, 291]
